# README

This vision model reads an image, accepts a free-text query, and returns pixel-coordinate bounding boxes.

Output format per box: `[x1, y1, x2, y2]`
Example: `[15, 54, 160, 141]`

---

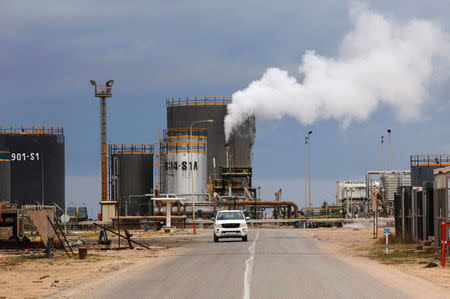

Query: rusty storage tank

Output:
[0, 147, 11, 203]
[0, 126, 65, 209]
[109, 144, 154, 216]
[411, 154, 450, 186]
[160, 131, 208, 200]
[166, 97, 255, 180]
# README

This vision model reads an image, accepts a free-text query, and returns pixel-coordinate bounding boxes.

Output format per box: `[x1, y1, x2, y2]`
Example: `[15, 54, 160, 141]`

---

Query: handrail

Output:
[0, 126, 63, 134]
[166, 96, 231, 107]
[109, 144, 154, 154]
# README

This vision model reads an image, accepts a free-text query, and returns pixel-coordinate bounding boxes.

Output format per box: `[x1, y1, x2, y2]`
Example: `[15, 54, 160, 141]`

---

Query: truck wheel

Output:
[214, 234, 219, 242]
[242, 236, 248, 242]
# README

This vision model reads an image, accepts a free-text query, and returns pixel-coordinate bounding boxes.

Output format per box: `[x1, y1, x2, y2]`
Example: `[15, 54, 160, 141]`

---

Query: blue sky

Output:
[1, 1, 449, 216]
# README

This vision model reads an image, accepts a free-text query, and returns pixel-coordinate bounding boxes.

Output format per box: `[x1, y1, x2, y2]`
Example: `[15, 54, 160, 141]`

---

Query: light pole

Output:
[307, 131, 312, 214]
[380, 135, 384, 170]
[387, 129, 391, 170]
[89, 80, 114, 204]
[305, 136, 308, 215]
[190, 119, 213, 235]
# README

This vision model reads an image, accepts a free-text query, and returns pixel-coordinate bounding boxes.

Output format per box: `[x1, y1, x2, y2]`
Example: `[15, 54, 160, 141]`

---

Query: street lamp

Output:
[387, 129, 391, 170]
[305, 136, 308, 215]
[305, 131, 312, 215]
[380, 136, 385, 170]
[190, 119, 214, 235]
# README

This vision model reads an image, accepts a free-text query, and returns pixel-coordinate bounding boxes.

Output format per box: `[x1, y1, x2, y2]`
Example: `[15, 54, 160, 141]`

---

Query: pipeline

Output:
[221, 200, 299, 219]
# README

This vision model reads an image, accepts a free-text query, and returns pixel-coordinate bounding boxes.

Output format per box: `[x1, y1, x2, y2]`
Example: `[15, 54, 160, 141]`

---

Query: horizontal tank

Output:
[166, 97, 255, 180]
[0, 126, 65, 211]
[109, 144, 154, 216]
[0, 147, 11, 203]
[161, 133, 207, 201]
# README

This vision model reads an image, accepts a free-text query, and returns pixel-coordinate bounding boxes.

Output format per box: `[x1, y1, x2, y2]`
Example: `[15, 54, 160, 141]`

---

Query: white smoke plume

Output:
[224, 3, 450, 141]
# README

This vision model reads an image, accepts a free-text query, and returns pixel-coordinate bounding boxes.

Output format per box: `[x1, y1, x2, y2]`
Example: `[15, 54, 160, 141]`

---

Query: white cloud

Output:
[225, 3, 450, 139]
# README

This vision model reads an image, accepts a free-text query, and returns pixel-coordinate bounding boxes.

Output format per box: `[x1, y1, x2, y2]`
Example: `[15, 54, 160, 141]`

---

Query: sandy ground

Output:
[301, 225, 450, 297]
[0, 229, 202, 299]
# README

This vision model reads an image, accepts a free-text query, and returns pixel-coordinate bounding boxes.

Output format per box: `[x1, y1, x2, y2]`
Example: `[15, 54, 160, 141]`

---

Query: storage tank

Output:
[0, 147, 11, 203]
[109, 144, 154, 216]
[411, 154, 450, 186]
[166, 97, 255, 180]
[0, 126, 65, 210]
[161, 133, 207, 200]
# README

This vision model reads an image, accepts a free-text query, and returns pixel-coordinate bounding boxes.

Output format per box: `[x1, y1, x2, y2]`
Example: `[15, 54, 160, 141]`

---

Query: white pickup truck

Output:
[213, 210, 249, 242]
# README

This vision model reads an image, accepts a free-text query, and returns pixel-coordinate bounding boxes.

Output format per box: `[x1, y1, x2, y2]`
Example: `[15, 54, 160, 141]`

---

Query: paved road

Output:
[65, 229, 403, 299]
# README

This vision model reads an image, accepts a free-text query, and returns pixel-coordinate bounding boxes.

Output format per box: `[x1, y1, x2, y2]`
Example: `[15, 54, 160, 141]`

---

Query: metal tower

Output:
[90, 80, 114, 203]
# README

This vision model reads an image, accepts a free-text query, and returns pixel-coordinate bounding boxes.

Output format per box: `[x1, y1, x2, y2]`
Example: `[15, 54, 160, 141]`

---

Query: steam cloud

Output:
[224, 4, 450, 141]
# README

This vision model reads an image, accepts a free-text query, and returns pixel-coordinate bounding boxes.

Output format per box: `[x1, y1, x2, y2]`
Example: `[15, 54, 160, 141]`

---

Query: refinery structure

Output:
[0, 84, 450, 249]
[101, 96, 267, 224]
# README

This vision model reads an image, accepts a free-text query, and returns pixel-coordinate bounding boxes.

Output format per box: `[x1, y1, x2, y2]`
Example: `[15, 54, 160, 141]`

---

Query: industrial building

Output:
[395, 154, 450, 244]
[336, 170, 410, 218]
[100, 96, 266, 223]
[336, 181, 371, 218]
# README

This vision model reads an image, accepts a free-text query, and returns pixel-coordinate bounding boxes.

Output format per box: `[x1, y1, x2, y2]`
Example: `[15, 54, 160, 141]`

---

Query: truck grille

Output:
[222, 223, 240, 228]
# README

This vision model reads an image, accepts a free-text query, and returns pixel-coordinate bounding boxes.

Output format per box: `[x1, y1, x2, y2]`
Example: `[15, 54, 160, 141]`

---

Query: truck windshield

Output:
[217, 212, 244, 220]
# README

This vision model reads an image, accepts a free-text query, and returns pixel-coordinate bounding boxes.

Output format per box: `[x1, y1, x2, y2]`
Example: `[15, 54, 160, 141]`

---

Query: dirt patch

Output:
[0, 229, 197, 299]
[301, 227, 450, 295]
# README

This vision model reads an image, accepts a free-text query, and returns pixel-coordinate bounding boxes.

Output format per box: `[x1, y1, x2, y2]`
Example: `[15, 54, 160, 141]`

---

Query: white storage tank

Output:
[161, 135, 207, 201]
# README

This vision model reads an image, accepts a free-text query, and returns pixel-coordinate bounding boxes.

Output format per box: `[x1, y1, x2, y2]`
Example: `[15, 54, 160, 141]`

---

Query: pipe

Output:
[221, 200, 299, 219]
[176, 193, 211, 201]
[244, 187, 254, 201]
[213, 192, 219, 214]
[219, 195, 247, 201]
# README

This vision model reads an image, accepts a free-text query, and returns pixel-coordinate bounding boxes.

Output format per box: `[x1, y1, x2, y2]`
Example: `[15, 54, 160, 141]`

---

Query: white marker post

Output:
[384, 228, 391, 254]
